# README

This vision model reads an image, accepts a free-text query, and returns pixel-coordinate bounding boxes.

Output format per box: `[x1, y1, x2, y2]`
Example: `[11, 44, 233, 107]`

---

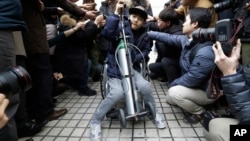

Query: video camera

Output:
[192, 18, 242, 55]
[0, 66, 32, 97]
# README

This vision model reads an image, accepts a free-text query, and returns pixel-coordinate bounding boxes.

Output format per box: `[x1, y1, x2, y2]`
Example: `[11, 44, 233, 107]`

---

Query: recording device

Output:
[214, 0, 235, 12]
[0, 66, 32, 97]
[192, 19, 240, 55]
[214, 0, 250, 12]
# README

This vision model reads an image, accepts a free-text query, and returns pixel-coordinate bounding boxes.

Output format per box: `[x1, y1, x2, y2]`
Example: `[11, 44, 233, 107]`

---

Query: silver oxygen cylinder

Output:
[117, 40, 139, 115]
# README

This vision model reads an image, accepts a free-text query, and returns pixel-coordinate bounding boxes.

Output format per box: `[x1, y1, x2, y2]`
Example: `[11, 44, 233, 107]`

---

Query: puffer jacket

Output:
[0, 0, 26, 30]
[148, 31, 215, 89]
[222, 65, 250, 124]
[102, 14, 151, 78]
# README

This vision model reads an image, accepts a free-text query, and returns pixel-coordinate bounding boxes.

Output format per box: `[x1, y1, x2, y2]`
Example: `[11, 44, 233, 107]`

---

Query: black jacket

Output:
[54, 21, 98, 88]
[147, 21, 183, 62]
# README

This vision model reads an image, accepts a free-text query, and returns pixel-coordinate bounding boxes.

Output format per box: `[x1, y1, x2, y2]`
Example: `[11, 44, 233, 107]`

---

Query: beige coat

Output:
[175, 0, 218, 27]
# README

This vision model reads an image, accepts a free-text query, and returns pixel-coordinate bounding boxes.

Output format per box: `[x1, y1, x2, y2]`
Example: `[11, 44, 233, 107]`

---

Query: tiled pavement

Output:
[18, 78, 206, 141]
[18, 1, 207, 140]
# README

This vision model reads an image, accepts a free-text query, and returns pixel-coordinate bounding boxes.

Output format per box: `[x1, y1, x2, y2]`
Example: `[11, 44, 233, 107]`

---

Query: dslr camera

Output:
[192, 18, 241, 55]
[0, 66, 32, 97]
[213, 0, 241, 13]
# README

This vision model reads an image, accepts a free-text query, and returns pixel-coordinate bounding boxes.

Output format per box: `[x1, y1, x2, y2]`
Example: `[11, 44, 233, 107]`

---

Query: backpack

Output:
[189, 41, 224, 100]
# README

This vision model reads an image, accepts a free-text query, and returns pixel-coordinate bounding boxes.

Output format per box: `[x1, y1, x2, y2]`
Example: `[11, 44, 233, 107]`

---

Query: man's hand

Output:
[94, 15, 106, 28]
[37, 0, 44, 11]
[84, 10, 97, 20]
[0, 93, 9, 129]
[115, 0, 125, 16]
[245, 2, 250, 11]
[79, 3, 96, 11]
[212, 39, 241, 76]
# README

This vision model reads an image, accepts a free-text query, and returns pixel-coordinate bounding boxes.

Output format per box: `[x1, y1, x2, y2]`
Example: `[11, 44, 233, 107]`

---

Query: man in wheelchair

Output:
[89, 1, 166, 140]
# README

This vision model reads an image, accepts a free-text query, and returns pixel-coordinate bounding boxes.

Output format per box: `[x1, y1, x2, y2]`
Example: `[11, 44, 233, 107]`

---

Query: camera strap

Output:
[228, 17, 243, 44]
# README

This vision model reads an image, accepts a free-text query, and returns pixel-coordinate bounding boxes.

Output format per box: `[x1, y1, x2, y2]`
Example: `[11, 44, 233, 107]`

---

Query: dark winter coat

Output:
[54, 21, 98, 89]
[21, 0, 85, 54]
[147, 21, 183, 62]
[222, 65, 250, 124]
[102, 14, 151, 78]
[148, 31, 215, 89]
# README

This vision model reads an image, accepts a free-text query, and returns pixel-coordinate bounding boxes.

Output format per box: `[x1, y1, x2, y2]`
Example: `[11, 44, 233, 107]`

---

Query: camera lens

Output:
[0, 66, 32, 97]
[214, 0, 233, 13]
[192, 28, 216, 43]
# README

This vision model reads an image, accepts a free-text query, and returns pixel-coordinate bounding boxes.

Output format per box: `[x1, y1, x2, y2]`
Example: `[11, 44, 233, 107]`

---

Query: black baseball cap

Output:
[129, 6, 148, 21]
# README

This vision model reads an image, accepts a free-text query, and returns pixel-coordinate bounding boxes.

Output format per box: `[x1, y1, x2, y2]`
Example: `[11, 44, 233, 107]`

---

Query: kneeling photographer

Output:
[192, 1, 250, 140]
[202, 39, 250, 141]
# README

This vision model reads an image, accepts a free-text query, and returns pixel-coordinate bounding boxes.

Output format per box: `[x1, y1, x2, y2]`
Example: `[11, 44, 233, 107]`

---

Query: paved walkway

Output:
[18, 76, 206, 141]
[18, 1, 208, 140]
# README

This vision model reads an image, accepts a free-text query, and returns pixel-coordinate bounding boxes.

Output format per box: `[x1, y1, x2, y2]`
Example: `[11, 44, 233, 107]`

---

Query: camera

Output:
[0, 66, 32, 97]
[214, 0, 234, 12]
[192, 19, 240, 55]
[213, 0, 242, 13]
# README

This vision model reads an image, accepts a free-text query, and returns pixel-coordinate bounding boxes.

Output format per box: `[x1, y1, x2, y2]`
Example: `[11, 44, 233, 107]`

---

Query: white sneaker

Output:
[154, 112, 166, 129]
[90, 123, 102, 141]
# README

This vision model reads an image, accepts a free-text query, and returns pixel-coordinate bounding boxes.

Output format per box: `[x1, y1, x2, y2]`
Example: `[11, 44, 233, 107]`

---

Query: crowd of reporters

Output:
[0, 0, 250, 141]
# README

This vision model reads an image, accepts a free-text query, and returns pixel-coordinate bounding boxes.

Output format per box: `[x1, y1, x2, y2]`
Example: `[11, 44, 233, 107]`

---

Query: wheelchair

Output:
[99, 40, 155, 129]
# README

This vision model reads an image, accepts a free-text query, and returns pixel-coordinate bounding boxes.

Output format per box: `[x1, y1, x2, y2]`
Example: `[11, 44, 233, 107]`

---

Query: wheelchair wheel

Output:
[145, 102, 156, 120]
[100, 63, 108, 99]
[119, 109, 126, 128]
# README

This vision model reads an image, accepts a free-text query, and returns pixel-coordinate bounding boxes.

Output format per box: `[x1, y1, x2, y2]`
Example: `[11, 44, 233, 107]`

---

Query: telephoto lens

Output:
[192, 28, 216, 43]
[213, 0, 233, 13]
[0, 66, 32, 97]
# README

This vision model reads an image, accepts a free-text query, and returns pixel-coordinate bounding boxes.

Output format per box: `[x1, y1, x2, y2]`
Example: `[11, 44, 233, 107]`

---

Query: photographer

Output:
[0, 93, 9, 129]
[203, 39, 250, 141]
[148, 8, 216, 124]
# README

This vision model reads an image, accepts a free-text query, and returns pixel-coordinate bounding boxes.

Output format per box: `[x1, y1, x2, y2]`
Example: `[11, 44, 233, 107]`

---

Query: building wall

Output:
[76, 0, 165, 16]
